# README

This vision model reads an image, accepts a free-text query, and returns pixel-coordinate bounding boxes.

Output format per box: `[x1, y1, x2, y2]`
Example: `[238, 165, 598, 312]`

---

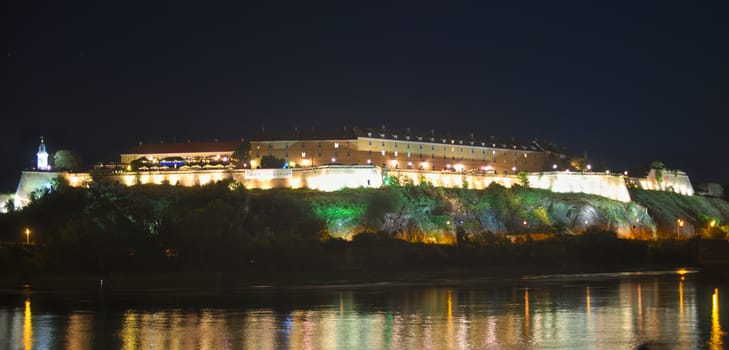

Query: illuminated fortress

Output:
[10, 128, 695, 209]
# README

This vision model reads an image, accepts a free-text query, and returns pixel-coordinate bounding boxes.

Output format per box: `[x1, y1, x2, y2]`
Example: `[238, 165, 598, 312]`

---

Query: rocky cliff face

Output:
[315, 184, 729, 242]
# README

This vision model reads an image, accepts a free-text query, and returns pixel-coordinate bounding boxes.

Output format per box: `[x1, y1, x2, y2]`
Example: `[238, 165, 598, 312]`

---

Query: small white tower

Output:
[37, 136, 50, 171]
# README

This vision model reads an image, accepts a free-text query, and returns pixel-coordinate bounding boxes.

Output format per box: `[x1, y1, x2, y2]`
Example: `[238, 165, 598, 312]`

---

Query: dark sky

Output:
[5, 1, 729, 191]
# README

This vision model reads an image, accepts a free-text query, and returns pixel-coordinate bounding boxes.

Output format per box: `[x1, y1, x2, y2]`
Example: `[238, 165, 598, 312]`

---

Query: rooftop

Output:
[122, 140, 241, 155]
[252, 126, 551, 152]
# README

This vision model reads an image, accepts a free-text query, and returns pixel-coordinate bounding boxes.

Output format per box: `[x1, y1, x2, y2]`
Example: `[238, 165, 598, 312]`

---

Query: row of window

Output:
[255, 151, 532, 166]
[363, 132, 534, 149]
[259, 139, 536, 153]
[264, 142, 349, 149]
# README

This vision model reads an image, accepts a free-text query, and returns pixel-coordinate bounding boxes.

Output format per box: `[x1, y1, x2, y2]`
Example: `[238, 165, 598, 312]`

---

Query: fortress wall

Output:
[14, 171, 63, 208]
[68, 166, 382, 192]
[112, 170, 232, 187]
[12, 167, 690, 209]
[384, 169, 516, 189]
[636, 169, 694, 196]
[285, 165, 382, 191]
[528, 172, 632, 202]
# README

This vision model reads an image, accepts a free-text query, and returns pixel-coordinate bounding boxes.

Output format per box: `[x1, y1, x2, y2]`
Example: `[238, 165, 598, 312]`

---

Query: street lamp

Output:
[24, 228, 30, 244]
[708, 219, 717, 235]
[676, 219, 684, 239]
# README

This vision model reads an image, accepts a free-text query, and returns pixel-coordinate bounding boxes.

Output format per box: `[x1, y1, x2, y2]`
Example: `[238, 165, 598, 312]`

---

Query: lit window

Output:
[334, 143, 339, 148]
[381, 150, 386, 156]
[407, 152, 411, 157]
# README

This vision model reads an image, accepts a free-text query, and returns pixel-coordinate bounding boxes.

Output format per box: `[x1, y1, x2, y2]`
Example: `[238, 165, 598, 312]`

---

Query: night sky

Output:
[5, 1, 729, 191]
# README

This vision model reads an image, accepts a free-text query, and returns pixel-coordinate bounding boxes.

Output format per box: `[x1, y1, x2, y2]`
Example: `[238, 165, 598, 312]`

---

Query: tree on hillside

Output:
[650, 161, 665, 169]
[517, 171, 530, 187]
[53, 150, 82, 172]
[650, 161, 666, 184]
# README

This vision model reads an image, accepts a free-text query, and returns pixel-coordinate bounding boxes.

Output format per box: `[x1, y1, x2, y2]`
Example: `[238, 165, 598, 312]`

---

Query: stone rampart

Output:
[634, 169, 694, 196]
[528, 172, 632, 202]
[14, 171, 64, 208]
[12, 166, 693, 209]
[385, 169, 517, 190]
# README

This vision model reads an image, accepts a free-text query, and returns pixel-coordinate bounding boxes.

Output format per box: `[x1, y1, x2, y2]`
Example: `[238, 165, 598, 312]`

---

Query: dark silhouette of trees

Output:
[231, 140, 251, 165]
[259, 155, 287, 168]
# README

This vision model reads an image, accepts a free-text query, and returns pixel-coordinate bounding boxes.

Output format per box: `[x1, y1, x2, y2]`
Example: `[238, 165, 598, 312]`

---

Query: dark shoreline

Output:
[0, 262, 713, 294]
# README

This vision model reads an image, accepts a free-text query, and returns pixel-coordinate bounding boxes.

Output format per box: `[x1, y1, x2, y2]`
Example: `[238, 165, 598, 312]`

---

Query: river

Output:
[1, 270, 726, 349]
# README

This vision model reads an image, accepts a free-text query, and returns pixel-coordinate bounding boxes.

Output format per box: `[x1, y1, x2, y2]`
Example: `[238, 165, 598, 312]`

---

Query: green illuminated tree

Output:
[517, 171, 530, 187]
[650, 161, 665, 184]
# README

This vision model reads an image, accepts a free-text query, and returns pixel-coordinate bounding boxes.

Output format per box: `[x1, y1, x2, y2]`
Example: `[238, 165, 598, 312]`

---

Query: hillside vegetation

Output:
[0, 177, 727, 277]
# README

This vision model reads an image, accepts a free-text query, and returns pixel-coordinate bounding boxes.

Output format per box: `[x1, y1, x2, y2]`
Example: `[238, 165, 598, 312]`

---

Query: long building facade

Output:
[115, 127, 570, 175]
[250, 127, 567, 174]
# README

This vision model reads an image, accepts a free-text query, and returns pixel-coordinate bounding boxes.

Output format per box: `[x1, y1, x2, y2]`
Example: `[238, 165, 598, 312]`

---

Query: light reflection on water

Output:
[0, 271, 726, 349]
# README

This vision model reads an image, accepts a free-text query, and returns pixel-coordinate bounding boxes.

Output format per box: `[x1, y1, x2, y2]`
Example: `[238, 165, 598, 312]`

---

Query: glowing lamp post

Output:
[24, 228, 30, 244]
[708, 219, 717, 235]
[676, 219, 684, 239]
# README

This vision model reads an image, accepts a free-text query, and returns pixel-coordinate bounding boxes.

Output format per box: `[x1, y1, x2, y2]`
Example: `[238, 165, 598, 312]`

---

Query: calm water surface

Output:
[1, 270, 727, 349]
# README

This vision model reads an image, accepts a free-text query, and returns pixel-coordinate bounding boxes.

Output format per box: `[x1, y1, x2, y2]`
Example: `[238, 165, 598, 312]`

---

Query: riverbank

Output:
[0, 261, 710, 294]
[2, 236, 728, 293]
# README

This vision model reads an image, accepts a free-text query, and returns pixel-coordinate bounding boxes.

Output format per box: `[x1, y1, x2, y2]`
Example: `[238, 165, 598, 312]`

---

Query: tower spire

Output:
[37, 136, 50, 171]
